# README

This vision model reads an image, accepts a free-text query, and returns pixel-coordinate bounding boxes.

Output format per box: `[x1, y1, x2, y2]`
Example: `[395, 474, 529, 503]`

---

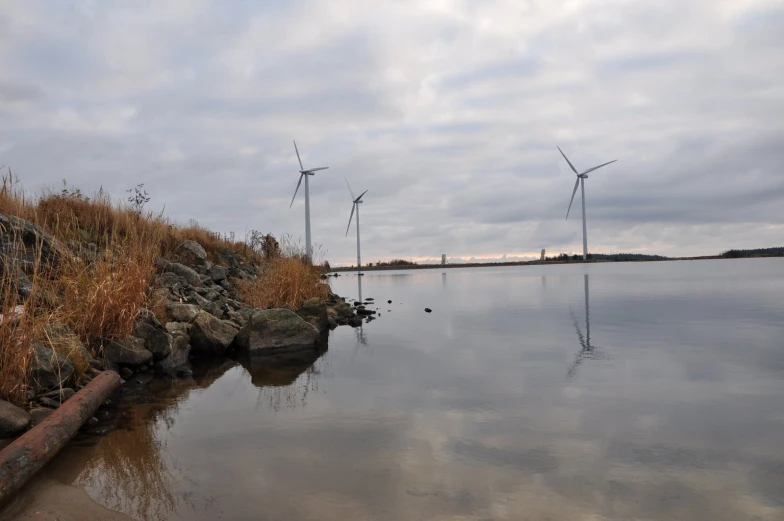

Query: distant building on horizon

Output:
[540, 249, 546, 261]
[441, 254, 446, 265]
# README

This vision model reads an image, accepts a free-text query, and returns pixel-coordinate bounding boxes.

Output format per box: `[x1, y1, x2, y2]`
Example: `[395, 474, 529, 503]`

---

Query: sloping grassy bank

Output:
[0, 172, 330, 407]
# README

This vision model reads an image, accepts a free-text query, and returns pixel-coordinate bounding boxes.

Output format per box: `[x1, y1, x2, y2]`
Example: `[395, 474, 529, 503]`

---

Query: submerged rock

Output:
[0, 399, 31, 438]
[235, 308, 319, 357]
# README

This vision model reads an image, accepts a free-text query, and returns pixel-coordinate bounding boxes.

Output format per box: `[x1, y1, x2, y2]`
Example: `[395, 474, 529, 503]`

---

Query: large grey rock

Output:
[155, 335, 192, 377]
[189, 311, 238, 357]
[155, 272, 187, 289]
[134, 323, 172, 360]
[0, 399, 31, 438]
[296, 298, 329, 332]
[30, 342, 74, 392]
[235, 308, 319, 358]
[164, 262, 202, 287]
[133, 309, 171, 360]
[103, 336, 153, 366]
[0, 213, 68, 272]
[165, 321, 192, 336]
[194, 286, 221, 301]
[209, 264, 229, 283]
[167, 302, 200, 322]
[185, 291, 211, 308]
[179, 240, 207, 265]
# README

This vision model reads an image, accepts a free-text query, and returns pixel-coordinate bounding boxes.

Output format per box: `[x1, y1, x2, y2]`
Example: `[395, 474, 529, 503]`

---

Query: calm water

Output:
[16, 259, 784, 520]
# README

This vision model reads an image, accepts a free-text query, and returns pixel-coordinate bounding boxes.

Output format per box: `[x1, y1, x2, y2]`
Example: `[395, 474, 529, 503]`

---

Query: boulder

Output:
[235, 308, 319, 358]
[42, 387, 75, 403]
[0, 213, 68, 272]
[133, 310, 172, 360]
[155, 272, 187, 290]
[164, 262, 202, 287]
[296, 297, 329, 332]
[165, 321, 192, 336]
[167, 302, 200, 323]
[133, 322, 172, 360]
[209, 264, 229, 283]
[226, 310, 249, 328]
[189, 311, 238, 357]
[29, 407, 53, 427]
[103, 336, 153, 366]
[185, 291, 211, 308]
[202, 301, 225, 319]
[179, 240, 208, 265]
[0, 399, 31, 437]
[194, 287, 221, 302]
[155, 335, 192, 377]
[30, 342, 74, 392]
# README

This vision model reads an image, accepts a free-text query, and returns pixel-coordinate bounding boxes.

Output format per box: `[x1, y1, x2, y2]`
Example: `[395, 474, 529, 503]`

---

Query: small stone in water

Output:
[424, 308, 432, 313]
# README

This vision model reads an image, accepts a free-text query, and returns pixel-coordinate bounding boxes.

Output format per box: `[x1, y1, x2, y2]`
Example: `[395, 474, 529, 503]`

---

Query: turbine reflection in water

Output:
[567, 273, 608, 379]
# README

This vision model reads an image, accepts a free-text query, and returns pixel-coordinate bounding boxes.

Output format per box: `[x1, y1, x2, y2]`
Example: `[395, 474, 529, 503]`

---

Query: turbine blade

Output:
[293, 140, 304, 170]
[582, 159, 617, 175]
[355, 189, 368, 202]
[345, 178, 356, 200]
[305, 166, 329, 173]
[566, 178, 580, 219]
[289, 173, 304, 208]
[558, 146, 578, 175]
[345, 203, 356, 236]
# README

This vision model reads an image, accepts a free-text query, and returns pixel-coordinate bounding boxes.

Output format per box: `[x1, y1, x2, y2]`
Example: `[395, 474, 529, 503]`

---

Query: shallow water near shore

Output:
[6, 259, 784, 520]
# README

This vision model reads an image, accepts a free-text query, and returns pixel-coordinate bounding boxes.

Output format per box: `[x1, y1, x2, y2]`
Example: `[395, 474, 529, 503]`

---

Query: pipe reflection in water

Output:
[566, 274, 608, 379]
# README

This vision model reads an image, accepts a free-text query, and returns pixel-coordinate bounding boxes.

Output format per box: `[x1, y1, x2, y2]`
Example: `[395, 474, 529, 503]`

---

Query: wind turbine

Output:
[344, 178, 368, 272]
[558, 146, 617, 260]
[290, 140, 329, 261]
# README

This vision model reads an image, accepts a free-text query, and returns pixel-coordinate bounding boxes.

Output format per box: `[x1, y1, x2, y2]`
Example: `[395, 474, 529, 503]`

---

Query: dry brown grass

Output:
[237, 257, 331, 310]
[0, 171, 264, 402]
[0, 286, 35, 405]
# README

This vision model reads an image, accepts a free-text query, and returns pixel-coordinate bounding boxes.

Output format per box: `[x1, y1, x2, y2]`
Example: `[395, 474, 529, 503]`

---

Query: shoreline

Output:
[327, 254, 784, 273]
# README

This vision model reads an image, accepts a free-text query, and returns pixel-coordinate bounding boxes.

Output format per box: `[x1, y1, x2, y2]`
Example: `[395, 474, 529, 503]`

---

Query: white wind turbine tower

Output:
[289, 140, 329, 261]
[344, 178, 368, 271]
[559, 146, 617, 260]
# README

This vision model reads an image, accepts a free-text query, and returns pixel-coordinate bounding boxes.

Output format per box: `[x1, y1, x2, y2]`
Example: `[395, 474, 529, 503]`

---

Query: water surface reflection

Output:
[17, 260, 784, 520]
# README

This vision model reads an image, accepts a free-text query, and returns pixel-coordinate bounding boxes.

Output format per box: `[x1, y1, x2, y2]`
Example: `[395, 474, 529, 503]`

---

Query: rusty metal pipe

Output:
[0, 370, 121, 504]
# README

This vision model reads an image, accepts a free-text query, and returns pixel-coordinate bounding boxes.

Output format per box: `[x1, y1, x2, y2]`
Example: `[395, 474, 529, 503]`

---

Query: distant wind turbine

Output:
[344, 178, 368, 272]
[558, 146, 617, 260]
[290, 140, 329, 261]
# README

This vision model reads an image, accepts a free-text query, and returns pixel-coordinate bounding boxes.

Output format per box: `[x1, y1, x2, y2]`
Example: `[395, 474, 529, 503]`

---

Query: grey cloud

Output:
[0, 0, 783, 265]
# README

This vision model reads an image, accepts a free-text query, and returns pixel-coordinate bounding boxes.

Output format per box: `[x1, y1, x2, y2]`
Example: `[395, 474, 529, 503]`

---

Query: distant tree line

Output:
[544, 252, 667, 262]
[366, 259, 417, 267]
[721, 247, 784, 259]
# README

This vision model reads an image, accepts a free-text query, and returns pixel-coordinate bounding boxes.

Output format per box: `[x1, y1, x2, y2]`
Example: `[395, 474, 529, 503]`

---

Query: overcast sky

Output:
[1, 0, 782, 265]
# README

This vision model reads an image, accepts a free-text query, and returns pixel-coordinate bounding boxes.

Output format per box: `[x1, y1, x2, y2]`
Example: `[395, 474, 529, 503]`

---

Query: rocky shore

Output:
[0, 214, 363, 444]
